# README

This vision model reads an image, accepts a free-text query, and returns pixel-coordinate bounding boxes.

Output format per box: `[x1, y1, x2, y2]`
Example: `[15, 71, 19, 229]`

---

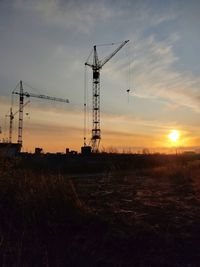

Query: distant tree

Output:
[142, 148, 150, 155]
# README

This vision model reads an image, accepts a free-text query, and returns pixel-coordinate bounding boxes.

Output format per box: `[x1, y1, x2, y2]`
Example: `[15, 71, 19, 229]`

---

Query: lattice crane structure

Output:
[12, 80, 69, 146]
[85, 40, 129, 152]
[7, 101, 29, 143]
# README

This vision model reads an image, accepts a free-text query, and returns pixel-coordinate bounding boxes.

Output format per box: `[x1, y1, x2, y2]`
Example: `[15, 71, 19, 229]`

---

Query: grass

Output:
[0, 155, 200, 266]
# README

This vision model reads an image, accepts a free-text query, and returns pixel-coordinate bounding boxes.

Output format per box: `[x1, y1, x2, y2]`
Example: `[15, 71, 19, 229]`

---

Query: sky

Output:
[0, 0, 200, 153]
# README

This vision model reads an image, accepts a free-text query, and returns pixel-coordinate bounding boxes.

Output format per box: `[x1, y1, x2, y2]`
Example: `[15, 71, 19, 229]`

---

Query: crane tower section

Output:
[92, 45, 101, 151]
[18, 80, 24, 145]
[85, 40, 129, 152]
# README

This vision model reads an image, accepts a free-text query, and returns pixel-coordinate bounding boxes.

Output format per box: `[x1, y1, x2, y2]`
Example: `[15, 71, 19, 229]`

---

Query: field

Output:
[0, 154, 200, 266]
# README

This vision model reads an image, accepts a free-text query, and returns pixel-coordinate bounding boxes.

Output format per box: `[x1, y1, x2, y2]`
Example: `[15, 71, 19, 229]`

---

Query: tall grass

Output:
[0, 158, 90, 266]
[1, 156, 200, 266]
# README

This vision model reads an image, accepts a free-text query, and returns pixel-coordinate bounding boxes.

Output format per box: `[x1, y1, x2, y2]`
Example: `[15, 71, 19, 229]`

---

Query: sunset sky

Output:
[0, 0, 200, 153]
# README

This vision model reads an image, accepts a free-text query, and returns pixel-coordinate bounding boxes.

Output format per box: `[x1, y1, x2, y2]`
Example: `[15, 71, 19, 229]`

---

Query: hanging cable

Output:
[84, 61, 91, 146]
[84, 65, 87, 146]
[23, 81, 43, 94]
[125, 42, 131, 100]
[4, 113, 8, 141]
[85, 48, 93, 66]
[125, 42, 134, 103]
[86, 65, 90, 145]
[128, 43, 131, 92]
[11, 81, 20, 94]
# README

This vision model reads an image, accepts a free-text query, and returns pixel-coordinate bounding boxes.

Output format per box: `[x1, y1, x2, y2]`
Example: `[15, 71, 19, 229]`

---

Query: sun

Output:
[168, 130, 180, 143]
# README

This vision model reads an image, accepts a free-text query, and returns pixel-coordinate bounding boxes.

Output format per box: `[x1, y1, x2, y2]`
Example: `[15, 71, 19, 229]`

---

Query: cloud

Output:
[12, 0, 177, 36]
[104, 33, 200, 113]
[135, 35, 200, 112]
[13, 0, 115, 33]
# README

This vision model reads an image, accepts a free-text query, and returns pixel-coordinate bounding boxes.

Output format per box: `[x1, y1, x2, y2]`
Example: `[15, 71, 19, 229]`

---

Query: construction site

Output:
[0, 40, 131, 158]
[0, 36, 200, 267]
[1, 42, 200, 267]
[1, 1, 200, 265]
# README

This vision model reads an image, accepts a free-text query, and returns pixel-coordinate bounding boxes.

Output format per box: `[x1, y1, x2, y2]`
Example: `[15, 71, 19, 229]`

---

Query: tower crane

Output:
[85, 40, 129, 152]
[6, 101, 30, 143]
[12, 80, 69, 146]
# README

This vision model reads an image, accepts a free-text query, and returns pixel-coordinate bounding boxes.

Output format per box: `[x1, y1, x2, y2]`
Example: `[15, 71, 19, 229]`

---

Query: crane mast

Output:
[18, 80, 24, 145]
[85, 40, 129, 152]
[8, 108, 14, 143]
[7, 101, 30, 143]
[12, 80, 69, 146]
[91, 45, 101, 152]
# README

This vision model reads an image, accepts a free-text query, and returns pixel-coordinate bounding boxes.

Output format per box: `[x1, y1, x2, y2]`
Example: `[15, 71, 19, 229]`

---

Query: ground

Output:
[0, 154, 200, 266]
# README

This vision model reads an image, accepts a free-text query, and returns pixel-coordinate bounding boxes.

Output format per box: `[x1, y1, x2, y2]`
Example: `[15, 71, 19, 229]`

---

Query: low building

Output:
[0, 143, 21, 157]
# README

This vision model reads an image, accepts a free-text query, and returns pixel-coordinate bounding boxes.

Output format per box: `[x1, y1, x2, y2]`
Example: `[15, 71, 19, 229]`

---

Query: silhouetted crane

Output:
[85, 40, 129, 152]
[6, 101, 30, 143]
[12, 80, 69, 146]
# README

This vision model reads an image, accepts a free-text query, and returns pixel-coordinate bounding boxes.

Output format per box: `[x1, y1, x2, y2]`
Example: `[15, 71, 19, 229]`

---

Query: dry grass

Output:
[0, 156, 200, 266]
[0, 159, 91, 266]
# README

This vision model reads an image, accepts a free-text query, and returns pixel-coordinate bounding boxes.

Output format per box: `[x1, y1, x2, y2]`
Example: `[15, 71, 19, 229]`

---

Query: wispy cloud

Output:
[134, 35, 200, 112]
[105, 33, 200, 113]
[14, 0, 115, 33]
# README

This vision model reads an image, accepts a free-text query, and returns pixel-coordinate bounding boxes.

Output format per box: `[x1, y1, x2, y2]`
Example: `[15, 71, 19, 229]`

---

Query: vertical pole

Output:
[91, 46, 101, 152]
[84, 65, 87, 146]
[18, 80, 24, 145]
[9, 107, 14, 143]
